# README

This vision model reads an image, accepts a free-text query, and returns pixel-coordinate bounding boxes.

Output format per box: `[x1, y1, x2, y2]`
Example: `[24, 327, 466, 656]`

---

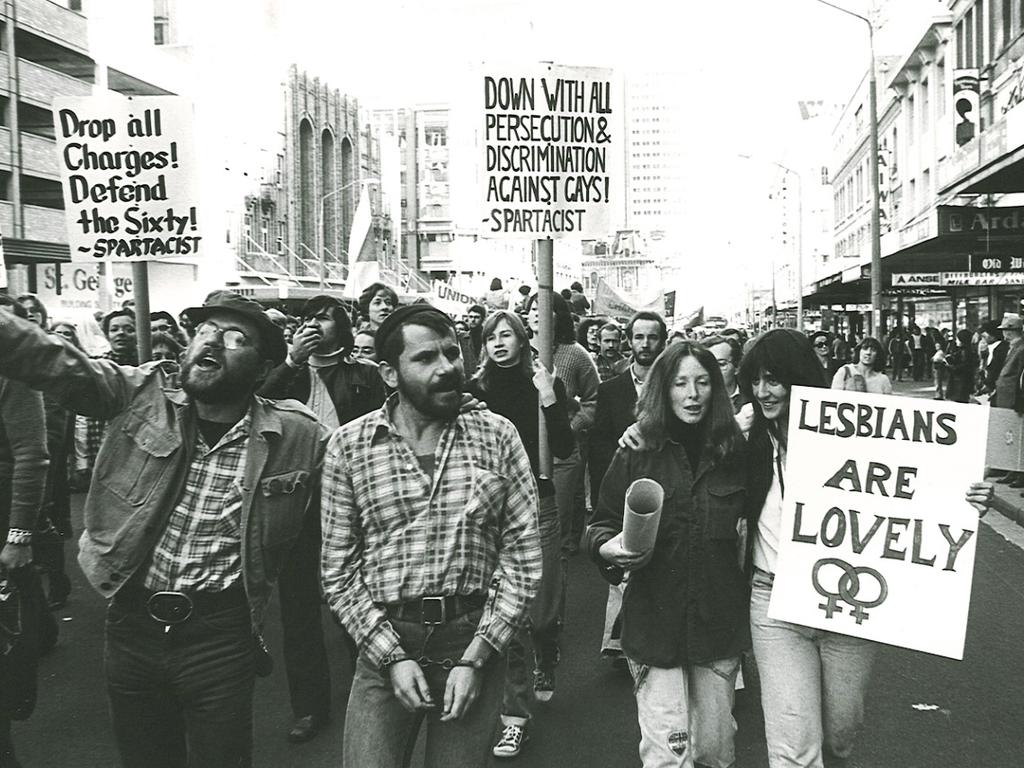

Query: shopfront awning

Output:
[3, 239, 71, 264]
[939, 143, 1024, 196]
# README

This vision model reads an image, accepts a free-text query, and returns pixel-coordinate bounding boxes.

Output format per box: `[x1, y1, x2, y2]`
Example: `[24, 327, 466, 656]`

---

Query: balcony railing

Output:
[15, 0, 88, 51]
[17, 59, 92, 107]
[22, 203, 67, 242]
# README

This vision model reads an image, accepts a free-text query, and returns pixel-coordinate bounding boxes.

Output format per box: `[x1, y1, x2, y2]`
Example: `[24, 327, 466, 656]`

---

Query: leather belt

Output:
[384, 594, 486, 625]
[115, 582, 246, 625]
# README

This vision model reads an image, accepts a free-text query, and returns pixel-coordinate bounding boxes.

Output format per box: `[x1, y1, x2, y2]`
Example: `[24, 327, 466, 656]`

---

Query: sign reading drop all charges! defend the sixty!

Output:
[768, 387, 989, 659]
[52, 96, 203, 262]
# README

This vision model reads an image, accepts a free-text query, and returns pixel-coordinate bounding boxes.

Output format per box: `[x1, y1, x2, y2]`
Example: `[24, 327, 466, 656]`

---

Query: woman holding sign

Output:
[740, 328, 993, 768]
[585, 341, 749, 768]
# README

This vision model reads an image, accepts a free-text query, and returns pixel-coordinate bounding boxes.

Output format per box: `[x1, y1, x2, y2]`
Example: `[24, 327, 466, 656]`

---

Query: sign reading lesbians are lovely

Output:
[768, 387, 988, 659]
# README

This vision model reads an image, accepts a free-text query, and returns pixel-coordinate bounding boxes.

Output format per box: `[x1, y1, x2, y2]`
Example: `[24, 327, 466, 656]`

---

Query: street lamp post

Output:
[815, 0, 882, 336]
[738, 154, 804, 331]
[318, 177, 380, 290]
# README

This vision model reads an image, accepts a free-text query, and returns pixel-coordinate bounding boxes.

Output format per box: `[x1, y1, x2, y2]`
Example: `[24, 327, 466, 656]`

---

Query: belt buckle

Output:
[421, 596, 446, 625]
[146, 591, 194, 626]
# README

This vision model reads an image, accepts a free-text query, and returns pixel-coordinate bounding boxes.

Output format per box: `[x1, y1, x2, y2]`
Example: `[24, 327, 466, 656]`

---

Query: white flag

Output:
[346, 185, 378, 297]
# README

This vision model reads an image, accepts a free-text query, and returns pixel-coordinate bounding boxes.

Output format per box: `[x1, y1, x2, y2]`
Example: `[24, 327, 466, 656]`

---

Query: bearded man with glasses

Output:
[0, 291, 326, 768]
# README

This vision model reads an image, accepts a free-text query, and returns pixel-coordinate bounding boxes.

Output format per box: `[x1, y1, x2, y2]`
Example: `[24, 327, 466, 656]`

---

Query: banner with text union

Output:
[481, 64, 614, 239]
[768, 387, 988, 659]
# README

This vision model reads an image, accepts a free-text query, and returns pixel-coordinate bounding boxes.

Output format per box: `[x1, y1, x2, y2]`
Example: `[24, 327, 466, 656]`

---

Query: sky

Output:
[229, 0, 950, 313]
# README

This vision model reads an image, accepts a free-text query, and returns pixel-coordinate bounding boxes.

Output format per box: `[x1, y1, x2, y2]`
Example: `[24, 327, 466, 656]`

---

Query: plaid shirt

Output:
[321, 400, 542, 668]
[144, 413, 250, 592]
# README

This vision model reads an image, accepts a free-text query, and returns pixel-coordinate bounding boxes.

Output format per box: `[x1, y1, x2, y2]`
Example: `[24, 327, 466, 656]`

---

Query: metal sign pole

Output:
[133, 261, 152, 362]
[537, 238, 554, 479]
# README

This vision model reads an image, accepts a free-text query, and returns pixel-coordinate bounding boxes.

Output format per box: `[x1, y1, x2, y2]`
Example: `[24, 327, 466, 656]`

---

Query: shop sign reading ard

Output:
[482, 64, 613, 238]
[769, 388, 987, 659]
[52, 95, 203, 262]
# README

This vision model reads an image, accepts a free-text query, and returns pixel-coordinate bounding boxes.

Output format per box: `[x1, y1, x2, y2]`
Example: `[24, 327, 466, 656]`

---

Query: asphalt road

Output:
[13, 378, 1024, 766]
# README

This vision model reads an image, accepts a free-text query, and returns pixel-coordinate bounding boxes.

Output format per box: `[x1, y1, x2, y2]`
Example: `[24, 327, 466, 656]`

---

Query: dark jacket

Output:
[984, 340, 1009, 394]
[259, 357, 386, 425]
[995, 336, 1024, 409]
[944, 346, 978, 403]
[588, 371, 638, 503]
[585, 442, 750, 668]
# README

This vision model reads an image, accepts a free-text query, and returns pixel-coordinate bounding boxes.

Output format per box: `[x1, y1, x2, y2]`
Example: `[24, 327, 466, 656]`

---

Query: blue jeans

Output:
[343, 608, 504, 768]
[553, 443, 583, 555]
[104, 595, 255, 768]
[501, 494, 561, 722]
[750, 570, 877, 768]
[627, 657, 740, 768]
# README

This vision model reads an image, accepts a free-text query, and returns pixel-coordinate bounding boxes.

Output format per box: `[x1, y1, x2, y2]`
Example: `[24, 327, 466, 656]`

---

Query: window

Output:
[154, 0, 170, 45]
[965, 8, 976, 67]
[977, 1, 986, 68]
[907, 95, 915, 143]
[937, 59, 946, 116]
[956, 17, 965, 66]
[921, 78, 929, 131]
[922, 169, 931, 204]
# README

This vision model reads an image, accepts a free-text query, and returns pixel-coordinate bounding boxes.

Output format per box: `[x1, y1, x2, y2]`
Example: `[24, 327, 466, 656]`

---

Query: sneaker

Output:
[493, 723, 527, 758]
[533, 669, 555, 702]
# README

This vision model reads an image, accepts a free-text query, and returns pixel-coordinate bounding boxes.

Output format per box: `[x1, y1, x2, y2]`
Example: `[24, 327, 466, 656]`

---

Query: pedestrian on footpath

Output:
[739, 329, 993, 768]
[464, 310, 573, 758]
[586, 341, 749, 768]
[321, 304, 542, 768]
[259, 295, 387, 743]
[0, 292, 326, 768]
[993, 314, 1024, 488]
[941, 329, 980, 404]
[830, 336, 893, 395]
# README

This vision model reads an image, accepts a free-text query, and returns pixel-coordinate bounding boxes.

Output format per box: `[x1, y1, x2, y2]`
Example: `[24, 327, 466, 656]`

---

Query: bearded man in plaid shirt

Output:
[0, 292, 325, 768]
[321, 304, 543, 768]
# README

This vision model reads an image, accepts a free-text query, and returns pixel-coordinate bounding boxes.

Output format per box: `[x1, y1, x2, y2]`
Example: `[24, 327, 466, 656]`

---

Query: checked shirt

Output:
[144, 413, 250, 593]
[321, 401, 543, 669]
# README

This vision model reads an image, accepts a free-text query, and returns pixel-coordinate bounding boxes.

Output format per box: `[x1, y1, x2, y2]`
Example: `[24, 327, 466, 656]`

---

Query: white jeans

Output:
[627, 657, 740, 768]
[750, 570, 877, 768]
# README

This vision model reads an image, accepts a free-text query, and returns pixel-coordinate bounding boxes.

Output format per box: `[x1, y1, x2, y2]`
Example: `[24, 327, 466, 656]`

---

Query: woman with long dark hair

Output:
[466, 310, 573, 758]
[739, 329, 992, 768]
[830, 336, 892, 394]
[586, 341, 748, 768]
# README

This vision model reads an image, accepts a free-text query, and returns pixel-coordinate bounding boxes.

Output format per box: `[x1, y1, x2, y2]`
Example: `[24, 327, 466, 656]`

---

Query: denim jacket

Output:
[0, 314, 326, 631]
[585, 442, 750, 668]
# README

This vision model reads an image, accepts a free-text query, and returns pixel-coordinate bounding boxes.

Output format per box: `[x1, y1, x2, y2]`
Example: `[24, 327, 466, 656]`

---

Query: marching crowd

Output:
[0, 280, 1000, 768]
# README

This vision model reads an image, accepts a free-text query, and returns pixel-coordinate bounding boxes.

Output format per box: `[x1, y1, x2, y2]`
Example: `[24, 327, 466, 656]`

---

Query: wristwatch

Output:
[456, 657, 486, 671]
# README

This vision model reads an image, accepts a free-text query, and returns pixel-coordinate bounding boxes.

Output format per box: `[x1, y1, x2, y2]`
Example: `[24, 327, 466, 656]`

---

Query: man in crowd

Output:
[321, 304, 542, 768]
[594, 323, 625, 382]
[980, 320, 1008, 398]
[568, 281, 590, 316]
[705, 334, 755, 432]
[587, 311, 667, 661]
[993, 314, 1024, 489]
[461, 304, 486, 375]
[259, 294, 386, 743]
[0, 292, 326, 767]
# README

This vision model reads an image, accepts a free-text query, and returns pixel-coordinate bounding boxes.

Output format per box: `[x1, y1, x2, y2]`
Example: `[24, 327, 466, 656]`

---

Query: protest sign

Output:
[481, 64, 613, 238]
[52, 96, 203, 263]
[768, 387, 988, 659]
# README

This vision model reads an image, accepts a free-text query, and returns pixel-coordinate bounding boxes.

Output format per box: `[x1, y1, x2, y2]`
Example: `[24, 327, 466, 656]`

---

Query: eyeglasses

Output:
[814, 342, 828, 348]
[194, 322, 251, 350]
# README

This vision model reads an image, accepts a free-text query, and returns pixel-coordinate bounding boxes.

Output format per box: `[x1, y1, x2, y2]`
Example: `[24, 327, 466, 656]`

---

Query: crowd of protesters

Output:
[0, 278, 1000, 768]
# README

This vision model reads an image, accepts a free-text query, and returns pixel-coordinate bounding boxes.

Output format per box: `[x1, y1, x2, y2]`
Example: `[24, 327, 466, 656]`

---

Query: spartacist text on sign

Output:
[482, 64, 613, 238]
[53, 96, 202, 262]
[768, 387, 988, 659]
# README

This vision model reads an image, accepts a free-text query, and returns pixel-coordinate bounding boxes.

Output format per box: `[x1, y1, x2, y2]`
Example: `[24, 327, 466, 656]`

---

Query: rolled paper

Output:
[622, 478, 664, 554]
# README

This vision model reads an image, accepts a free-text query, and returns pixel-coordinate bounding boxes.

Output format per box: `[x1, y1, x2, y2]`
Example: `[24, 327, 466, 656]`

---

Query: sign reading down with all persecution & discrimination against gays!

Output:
[482, 64, 613, 238]
[768, 387, 989, 660]
[52, 95, 202, 263]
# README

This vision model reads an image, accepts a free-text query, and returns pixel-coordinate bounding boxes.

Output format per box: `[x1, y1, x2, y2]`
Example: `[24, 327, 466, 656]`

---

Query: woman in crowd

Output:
[484, 277, 510, 312]
[830, 336, 893, 394]
[809, 331, 838, 380]
[0, 296, 51, 768]
[149, 332, 183, 368]
[739, 328, 992, 768]
[15, 295, 47, 330]
[524, 292, 599, 697]
[586, 341, 749, 768]
[357, 281, 398, 331]
[577, 317, 604, 357]
[942, 329, 980, 404]
[466, 310, 573, 759]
